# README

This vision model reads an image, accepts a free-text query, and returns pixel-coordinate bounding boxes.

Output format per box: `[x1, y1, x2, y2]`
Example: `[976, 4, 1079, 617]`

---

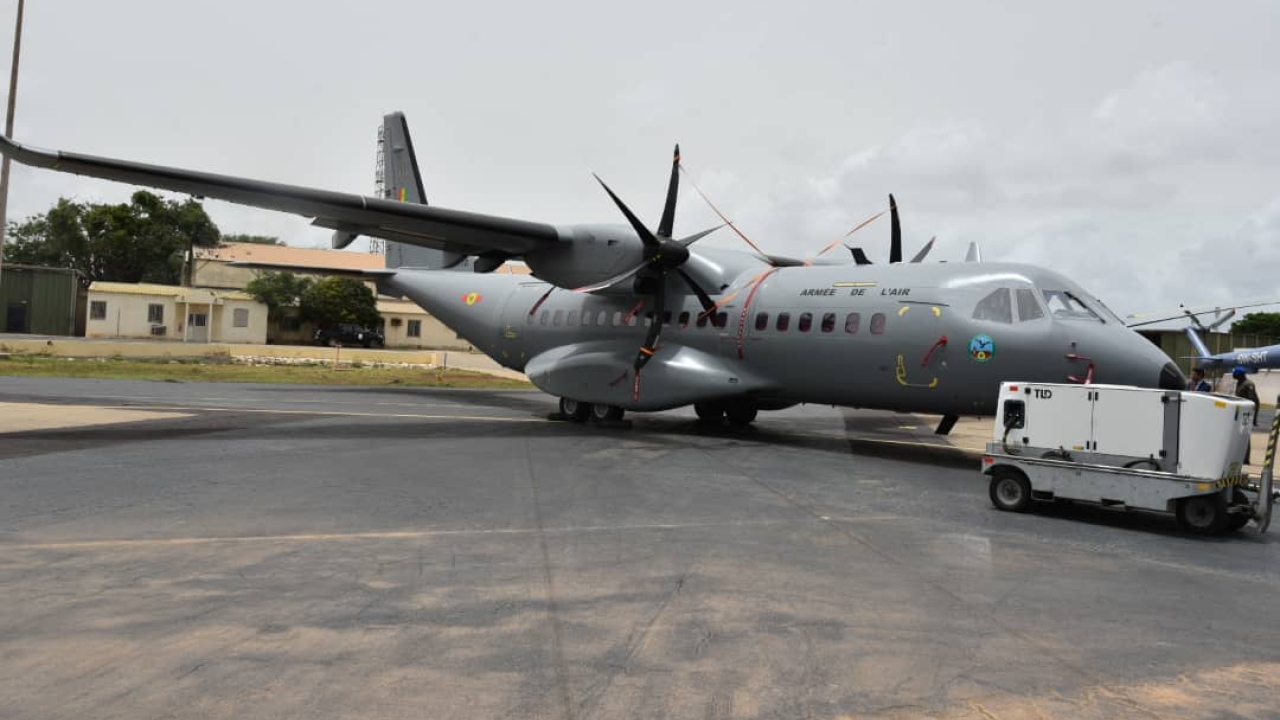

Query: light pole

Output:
[0, 0, 25, 292]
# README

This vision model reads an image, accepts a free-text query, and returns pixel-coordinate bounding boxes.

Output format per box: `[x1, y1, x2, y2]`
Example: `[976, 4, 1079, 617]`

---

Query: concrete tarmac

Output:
[1, 376, 1278, 719]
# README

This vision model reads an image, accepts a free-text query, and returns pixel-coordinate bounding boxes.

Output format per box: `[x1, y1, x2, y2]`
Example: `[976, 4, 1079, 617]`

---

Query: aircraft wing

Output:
[0, 135, 561, 256]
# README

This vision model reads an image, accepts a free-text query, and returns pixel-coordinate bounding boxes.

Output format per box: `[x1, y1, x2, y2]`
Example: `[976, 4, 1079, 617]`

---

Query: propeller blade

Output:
[572, 261, 646, 293]
[635, 277, 667, 372]
[679, 164, 774, 264]
[676, 224, 723, 247]
[594, 174, 659, 248]
[849, 247, 874, 266]
[889, 194, 902, 263]
[657, 144, 680, 239]
[909, 236, 936, 263]
[805, 209, 886, 266]
[676, 268, 716, 313]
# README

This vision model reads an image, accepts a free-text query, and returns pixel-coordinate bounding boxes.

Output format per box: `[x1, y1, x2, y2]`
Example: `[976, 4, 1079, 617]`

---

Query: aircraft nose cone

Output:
[1159, 362, 1186, 391]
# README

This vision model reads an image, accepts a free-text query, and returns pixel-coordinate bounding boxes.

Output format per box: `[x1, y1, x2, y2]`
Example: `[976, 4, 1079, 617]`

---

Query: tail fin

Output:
[1184, 326, 1213, 359]
[379, 112, 469, 270]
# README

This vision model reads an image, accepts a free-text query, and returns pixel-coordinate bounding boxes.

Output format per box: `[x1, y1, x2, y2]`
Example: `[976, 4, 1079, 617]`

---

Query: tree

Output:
[222, 233, 283, 246]
[1231, 312, 1280, 339]
[299, 277, 380, 329]
[5, 191, 221, 286]
[245, 271, 313, 325]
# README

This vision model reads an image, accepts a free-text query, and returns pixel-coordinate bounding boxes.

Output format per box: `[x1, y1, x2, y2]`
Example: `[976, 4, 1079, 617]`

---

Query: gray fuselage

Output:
[387, 254, 1182, 416]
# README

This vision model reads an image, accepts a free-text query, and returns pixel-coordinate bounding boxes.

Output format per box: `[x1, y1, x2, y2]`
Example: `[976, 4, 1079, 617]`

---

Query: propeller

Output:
[580, 145, 719, 385]
[848, 194, 936, 266]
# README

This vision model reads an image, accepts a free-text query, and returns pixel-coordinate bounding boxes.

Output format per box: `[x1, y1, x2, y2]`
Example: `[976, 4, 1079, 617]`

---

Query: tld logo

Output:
[1034, 388, 1053, 399]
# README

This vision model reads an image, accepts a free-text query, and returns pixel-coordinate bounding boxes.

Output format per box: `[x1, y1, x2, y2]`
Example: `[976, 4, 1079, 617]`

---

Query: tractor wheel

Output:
[1176, 493, 1229, 535]
[989, 468, 1033, 513]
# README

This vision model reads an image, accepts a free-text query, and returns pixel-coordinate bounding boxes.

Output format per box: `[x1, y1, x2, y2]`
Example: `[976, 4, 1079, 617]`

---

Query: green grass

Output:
[0, 355, 532, 389]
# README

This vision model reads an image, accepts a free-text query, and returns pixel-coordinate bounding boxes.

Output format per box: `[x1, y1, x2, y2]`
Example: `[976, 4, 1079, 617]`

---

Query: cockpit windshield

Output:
[1042, 290, 1103, 322]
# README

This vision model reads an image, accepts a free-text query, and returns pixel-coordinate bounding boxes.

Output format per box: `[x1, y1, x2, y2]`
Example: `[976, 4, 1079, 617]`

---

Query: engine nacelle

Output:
[523, 224, 647, 291]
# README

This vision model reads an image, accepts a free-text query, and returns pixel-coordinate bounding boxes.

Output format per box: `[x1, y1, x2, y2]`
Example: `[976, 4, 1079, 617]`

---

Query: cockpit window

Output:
[972, 288, 1013, 323]
[1042, 290, 1101, 321]
[1015, 289, 1044, 322]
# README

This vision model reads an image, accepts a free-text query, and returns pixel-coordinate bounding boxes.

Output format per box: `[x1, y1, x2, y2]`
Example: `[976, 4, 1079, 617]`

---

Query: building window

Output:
[90, 301, 107, 320]
[844, 312, 861, 334]
[870, 312, 886, 334]
[233, 308, 249, 328]
[798, 312, 813, 332]
[821, 312, 836, 333]
[147, 304, 164, 324]
[407, 319, 422, 337]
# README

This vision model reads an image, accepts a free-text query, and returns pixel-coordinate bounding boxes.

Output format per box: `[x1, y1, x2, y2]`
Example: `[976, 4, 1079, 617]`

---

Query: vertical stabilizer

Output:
[380, 112, 469, 270]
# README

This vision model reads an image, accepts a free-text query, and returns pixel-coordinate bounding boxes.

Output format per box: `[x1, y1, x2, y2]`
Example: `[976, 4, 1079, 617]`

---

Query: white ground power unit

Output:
[983, 382, 1272, 535]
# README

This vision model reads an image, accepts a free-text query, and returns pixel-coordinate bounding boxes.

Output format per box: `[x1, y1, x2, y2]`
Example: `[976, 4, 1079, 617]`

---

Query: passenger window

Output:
[540, 310, 549, 326]
[553, 310, 564, 326]
[714, 312, 728, 328]
[844, 312, 861, 334]
[870, 312, 886, 334]
[972, 288, 1013, 323]
[643, 313, 653, 327]
[776, 312, 791, 331]
[798, 313, 813, 332]
[678, 311, 690, 327]
[755, 312, 770, 330]
[527, 310, 535, 325]
[626, 313, 638, 327]
[663, 311, 673, 324]
[612, 311, 623, 326]
[821, 313, 836, 333]
[696, 313, 709, 328]
[1015, 289, 1044, 321]
[566, 310, 578, 326]
[598, 311, 608, 326]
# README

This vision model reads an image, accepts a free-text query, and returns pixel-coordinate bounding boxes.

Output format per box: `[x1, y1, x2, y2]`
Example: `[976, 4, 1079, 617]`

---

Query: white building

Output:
[86, 282, 268, 344]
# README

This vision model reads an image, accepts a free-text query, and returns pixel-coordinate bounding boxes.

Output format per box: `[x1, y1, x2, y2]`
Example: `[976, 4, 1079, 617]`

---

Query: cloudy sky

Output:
[3, 0, 1278, 323]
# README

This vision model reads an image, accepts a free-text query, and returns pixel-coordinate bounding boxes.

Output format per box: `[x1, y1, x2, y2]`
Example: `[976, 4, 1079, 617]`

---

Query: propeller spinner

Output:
[580, 146, 718, 382]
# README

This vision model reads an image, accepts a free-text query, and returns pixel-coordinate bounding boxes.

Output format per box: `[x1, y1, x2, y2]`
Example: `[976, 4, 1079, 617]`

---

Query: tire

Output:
[989, 468, 1033, 513]
[591, 404, 625, 423]
[1176, 493, 1229, 535]
[726, 405, 758, 427]
[559, 398, 590, 423]
[694, 403, 724, 423]
[1227, 488, 1252, 532]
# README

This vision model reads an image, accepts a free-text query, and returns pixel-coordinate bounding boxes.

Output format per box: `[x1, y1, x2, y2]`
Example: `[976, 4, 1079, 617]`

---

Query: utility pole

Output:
[0, 0, 26, 291]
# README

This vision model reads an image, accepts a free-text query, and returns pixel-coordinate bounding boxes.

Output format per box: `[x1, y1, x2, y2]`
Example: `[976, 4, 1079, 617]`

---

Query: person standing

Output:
[1233, 366, 1260, 427]
[1233, 366, 1261, 466]
[1187, 367, 1211, 392]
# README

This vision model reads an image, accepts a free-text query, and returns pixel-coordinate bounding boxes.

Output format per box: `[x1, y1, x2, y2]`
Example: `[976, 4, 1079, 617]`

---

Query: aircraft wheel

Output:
[559, 398, 590, 423]
[591, 403, 625, 423]
[989, 468, 1032, 513]
[725, 405, 758, 427]
[1176, 493, 1229, 535]
[694, 403, 724, 423]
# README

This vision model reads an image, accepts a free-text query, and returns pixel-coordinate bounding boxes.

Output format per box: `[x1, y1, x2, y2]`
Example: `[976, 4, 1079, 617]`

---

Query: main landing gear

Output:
[694, 401, 758, 428]
[557, 398, 627, 426]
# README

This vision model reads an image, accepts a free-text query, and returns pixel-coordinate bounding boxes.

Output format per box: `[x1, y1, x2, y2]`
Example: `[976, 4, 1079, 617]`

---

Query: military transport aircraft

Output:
[0, 115, 1183, 433]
